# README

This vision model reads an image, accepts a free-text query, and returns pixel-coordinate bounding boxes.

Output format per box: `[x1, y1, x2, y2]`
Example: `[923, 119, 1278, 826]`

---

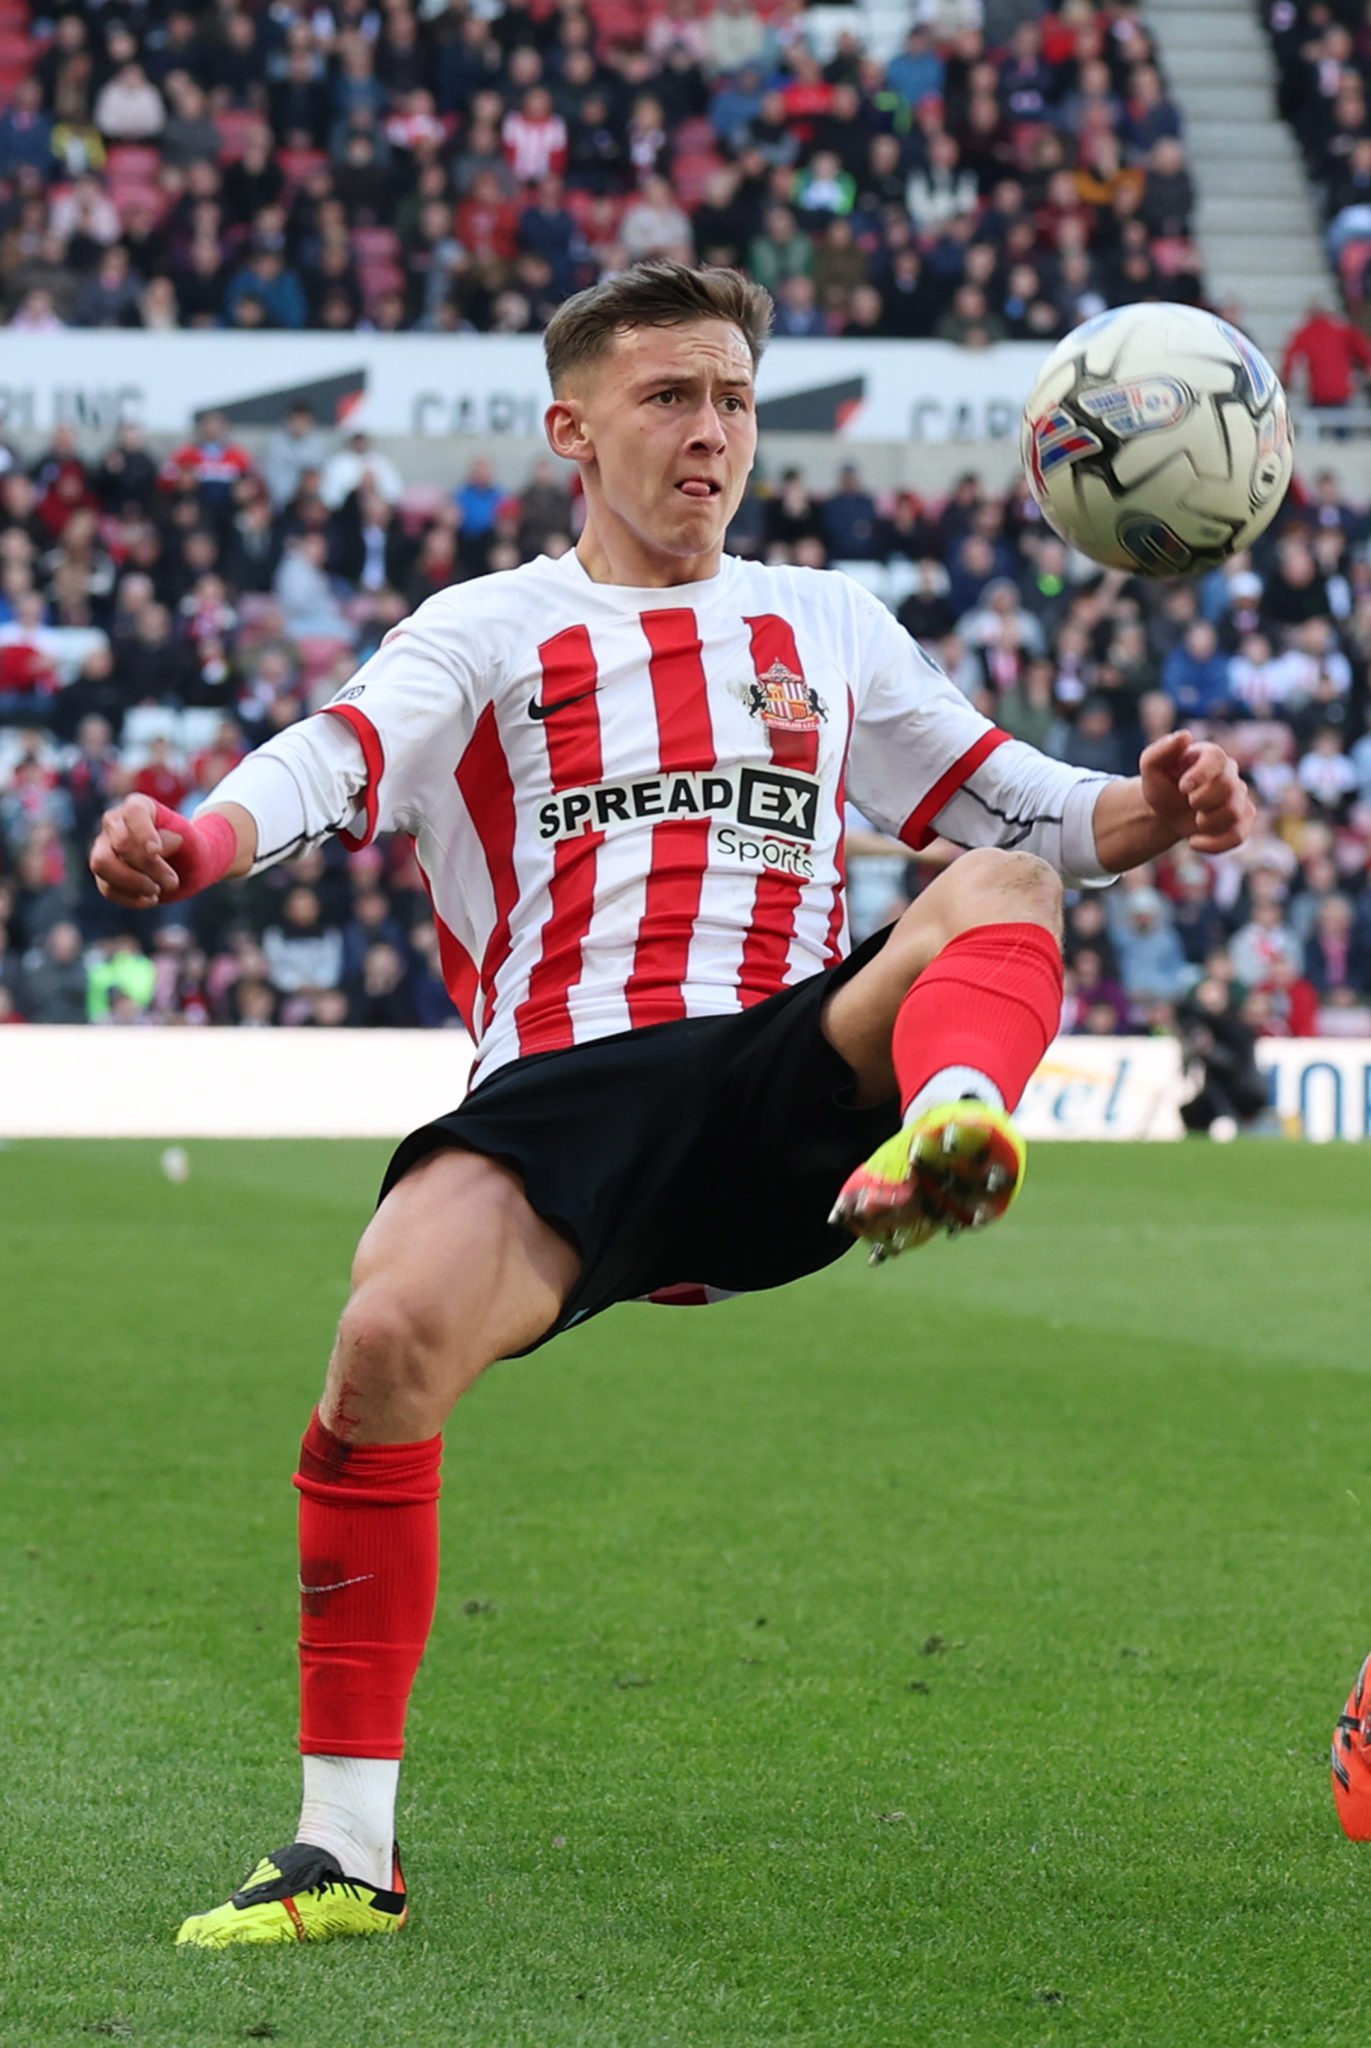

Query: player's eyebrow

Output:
[633, 368, 755, 396]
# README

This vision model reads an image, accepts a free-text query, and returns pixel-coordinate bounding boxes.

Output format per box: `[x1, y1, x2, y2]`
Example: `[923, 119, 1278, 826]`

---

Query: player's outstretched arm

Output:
[1091, 730, 1253, 872]
[90, 794, 258, 909]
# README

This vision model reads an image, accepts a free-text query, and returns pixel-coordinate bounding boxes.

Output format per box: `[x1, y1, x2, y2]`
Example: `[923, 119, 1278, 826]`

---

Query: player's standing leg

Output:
[176, 1151, 580, 1947]
[827, 848, 1064, 1258]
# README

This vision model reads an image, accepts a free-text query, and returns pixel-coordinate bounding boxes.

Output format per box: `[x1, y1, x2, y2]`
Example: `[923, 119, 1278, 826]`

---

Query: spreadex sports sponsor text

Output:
[537, 766, 822, 846]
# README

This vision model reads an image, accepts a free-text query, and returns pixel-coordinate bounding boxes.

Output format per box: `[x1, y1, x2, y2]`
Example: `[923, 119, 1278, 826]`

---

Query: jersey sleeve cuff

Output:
[1061, 775, 1120, 885]
[318, 703, 385, 849]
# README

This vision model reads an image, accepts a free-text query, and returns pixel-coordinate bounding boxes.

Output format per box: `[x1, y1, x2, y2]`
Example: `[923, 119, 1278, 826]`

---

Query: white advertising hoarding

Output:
[1016, 1035, 1185, 1141]
[0, 332, 1044, 443]
[7, 1033, 1371, 1142]
[1255, 1040, 1371, 1143]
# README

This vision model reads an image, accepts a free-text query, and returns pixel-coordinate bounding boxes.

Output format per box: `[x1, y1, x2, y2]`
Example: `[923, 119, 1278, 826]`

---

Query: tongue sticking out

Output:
[678, 481, 714, 499]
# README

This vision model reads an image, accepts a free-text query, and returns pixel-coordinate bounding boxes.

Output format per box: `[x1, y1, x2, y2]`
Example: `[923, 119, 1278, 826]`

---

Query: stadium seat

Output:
[105, 145, 162, 183]
[672, 151, 723, 207]
[351, 226, 402, 263]
[831, 560, 895, 604]
[213, 110, 264, 164]
[277, 146, 328, 187]
[178, 707, 228, 756]
[397, 483, 448, 533]
[121, 705, 183, 752]
[295, 635, 355, 684]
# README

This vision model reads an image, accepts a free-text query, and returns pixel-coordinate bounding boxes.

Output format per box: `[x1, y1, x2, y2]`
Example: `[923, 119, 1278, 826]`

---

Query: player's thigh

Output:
[822, 850, 1063, 1106]
[322, 1147, 581, 1439]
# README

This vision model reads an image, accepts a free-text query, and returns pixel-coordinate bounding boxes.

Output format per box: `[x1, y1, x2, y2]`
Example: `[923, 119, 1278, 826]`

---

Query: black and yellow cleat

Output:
[175, 1842, 408, 1948]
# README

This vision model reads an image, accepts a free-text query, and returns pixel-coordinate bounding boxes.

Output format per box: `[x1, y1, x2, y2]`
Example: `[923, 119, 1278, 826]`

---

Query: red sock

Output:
[294, 1410, 443, 1760]
[892, 921, 1063, 1117]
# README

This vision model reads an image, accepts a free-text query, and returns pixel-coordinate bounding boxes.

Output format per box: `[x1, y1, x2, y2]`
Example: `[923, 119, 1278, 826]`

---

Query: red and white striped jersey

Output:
[215, 550, 1114, 1083]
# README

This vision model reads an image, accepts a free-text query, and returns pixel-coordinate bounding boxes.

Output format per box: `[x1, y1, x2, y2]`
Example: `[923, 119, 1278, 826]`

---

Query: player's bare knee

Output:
[332, 1283, 471, 1415]
[949, 848, 1063, 936]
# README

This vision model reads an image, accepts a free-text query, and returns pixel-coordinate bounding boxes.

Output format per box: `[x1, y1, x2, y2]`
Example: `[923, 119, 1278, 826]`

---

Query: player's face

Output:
[552, 319, 758, 583]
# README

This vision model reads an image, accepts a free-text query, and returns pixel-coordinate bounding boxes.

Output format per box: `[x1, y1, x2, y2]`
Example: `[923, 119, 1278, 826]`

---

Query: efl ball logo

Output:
[1077, 376, 1192, 438]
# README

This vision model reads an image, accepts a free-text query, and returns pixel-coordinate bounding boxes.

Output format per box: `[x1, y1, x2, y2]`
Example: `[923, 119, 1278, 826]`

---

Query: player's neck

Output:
[575, 525, 725, 590]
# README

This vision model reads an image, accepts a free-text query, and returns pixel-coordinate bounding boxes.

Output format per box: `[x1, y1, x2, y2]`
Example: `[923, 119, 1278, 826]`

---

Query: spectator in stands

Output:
[95, 61, 165, 142]
[1162, 620, 1234, 720]
[621, 175, 694, 263]
[320, 430, 402, 512]
[1114, 886, 1189, 1006]
[264, 404, 331, 513]
[1281, 301, 1371, 411]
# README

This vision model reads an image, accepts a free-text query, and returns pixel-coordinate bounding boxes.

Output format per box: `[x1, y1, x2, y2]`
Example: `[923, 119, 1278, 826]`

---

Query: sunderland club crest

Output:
[745, 660, 827, 732]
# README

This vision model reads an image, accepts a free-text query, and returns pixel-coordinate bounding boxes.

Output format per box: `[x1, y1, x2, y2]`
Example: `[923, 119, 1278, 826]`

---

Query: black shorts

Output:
[379, 928, 898, 1349]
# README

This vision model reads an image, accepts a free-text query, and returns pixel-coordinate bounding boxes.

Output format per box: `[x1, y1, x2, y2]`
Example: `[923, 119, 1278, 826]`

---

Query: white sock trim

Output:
[902, 1067, 1005, 1127]
[297, 1754, 400, 1889]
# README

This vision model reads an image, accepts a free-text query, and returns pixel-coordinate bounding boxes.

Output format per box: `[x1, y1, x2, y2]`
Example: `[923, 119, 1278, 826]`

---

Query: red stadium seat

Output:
[397, 483, 447, 533]
[672, 150, 723, 205]
[358, 259, 406, 300]
[295, 634, 354, 683]
[214, 109, 265, 163]
[351, 225, 402, 263]
[1339, 239, 1371, 308]
[106, 144, 162, 182]
[277, 146, 327, 186]
[111, 183, 171, 226]
[673, 117, 716, 154]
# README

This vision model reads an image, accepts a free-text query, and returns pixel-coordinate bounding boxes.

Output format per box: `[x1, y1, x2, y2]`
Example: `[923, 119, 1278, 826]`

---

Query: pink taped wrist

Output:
[153, 802, 238, 898]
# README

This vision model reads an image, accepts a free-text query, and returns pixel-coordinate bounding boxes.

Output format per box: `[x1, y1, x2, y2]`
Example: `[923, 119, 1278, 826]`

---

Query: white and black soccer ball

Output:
[1020, 302, 1294, 577]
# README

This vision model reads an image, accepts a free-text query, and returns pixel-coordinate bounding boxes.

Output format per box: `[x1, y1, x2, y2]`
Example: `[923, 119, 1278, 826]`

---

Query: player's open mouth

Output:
[676, 479, 721, 498]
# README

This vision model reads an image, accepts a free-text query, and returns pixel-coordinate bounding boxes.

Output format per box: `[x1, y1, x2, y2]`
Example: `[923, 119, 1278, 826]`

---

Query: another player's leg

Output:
[825, 849, 1063, 1258]
[176, 1150, 580, 1948]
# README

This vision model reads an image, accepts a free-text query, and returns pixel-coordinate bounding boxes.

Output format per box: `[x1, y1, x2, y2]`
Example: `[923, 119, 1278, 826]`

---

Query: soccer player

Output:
[90, 262, 1252, 1946]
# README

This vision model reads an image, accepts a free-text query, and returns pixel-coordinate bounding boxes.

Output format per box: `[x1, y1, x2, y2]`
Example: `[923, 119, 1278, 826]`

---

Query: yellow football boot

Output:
[829, 1101, 1026, 1263]
[176, 1842, 407, 1948]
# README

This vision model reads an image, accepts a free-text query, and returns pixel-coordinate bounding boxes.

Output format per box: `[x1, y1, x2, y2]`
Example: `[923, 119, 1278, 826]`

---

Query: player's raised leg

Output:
[825, 848, 1063, 1259]
[176, 1150, 580, 1948]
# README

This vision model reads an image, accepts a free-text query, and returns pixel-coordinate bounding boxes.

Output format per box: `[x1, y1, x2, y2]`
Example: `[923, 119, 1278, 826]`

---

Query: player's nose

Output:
[685, 406, 728, 452]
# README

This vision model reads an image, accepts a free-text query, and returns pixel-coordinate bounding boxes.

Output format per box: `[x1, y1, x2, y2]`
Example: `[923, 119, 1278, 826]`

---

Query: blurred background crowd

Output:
[0, 408, 1366, 1046]
[0, 0, 1205, 342]
[0, 0, 1367, 1064]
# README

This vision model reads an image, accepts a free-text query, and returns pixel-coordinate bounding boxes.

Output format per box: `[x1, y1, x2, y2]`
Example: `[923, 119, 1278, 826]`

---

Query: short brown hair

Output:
[544, 260, 773, 394]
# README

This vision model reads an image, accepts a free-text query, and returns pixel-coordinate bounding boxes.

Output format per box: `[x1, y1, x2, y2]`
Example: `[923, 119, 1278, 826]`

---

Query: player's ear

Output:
[545, 399, 591, 463]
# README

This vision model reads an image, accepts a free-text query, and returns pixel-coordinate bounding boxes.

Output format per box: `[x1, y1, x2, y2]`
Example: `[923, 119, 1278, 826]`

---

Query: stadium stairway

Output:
[1144, 0, 1335, 363]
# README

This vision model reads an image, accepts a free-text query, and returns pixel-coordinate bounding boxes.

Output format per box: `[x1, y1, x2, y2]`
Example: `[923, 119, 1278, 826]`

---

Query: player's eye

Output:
[649, 389, 679, 404]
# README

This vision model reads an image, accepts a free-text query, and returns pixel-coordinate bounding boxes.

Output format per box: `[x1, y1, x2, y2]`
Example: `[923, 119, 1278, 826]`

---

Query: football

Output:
[1020, 301, 1294, 578]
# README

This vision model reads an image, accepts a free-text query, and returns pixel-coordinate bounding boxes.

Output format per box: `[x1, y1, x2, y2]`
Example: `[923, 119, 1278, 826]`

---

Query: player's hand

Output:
[1138, 729, 1254, 855]
[90, 792, 184, 907]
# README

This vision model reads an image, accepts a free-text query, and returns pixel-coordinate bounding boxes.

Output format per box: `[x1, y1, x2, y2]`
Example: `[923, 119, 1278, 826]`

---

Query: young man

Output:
[90, 262, 1251, 1946]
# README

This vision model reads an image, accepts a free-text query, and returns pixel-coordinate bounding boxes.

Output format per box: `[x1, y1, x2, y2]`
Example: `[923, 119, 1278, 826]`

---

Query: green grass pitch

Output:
[4, 1138, 1371, 2047]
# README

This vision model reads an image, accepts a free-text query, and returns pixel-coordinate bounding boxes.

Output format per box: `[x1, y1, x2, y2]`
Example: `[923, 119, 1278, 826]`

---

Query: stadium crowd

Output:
[0, 0, 1203, 341]
[0, 412, 1367, 1056]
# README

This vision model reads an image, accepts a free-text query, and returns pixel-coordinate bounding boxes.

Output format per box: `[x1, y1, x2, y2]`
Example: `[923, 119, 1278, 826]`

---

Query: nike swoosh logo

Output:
[298, 1573, 376, 1595]
[528, 687, 600, 721]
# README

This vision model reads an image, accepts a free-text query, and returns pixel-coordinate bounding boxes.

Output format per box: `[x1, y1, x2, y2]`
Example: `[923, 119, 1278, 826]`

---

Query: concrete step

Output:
[1163, 45, 1270, 83]
[1204, 230, 1326, 264]
[1197, 157, 1310, 193]
[1150, 11, 1267, 46]
[1185, 123, 1303, 162]
[1179, 82, 1275, 119]
[1206, 274, 1332, 310]
[1199, 194, 1319, 233]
